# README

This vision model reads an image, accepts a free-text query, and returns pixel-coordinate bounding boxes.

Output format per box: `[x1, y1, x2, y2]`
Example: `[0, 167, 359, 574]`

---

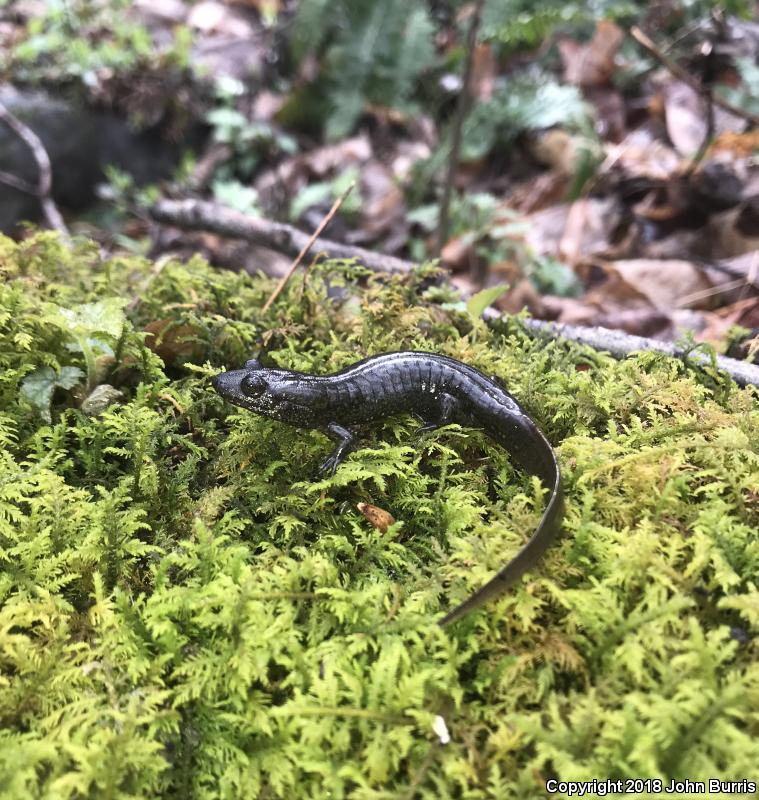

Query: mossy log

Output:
[1, 233, 757, 798]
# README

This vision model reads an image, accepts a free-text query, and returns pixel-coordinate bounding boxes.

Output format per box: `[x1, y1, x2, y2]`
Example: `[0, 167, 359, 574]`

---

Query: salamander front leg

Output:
[319, 422, 357, 476]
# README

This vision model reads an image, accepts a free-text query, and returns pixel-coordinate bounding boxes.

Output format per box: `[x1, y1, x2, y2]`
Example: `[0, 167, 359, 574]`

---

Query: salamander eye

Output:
[241, 373, 267, 397]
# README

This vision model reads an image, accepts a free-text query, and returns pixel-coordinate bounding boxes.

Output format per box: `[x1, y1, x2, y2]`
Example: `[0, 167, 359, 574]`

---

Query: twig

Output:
[188, 142, 233, 191]
[630, 26, 759, 127]
[262, 181, 354, 313]
[436, 0, 486, 256]
[0, 169, 39, 196]
[685, 86, 714, 174]
[404, 743, 441, 800]
[149, 197, 412, 274]
[0, 100, 69, 237]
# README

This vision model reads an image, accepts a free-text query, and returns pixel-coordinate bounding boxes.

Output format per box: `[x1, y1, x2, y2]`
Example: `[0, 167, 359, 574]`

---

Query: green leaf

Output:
[463, 78, 592, 160]
[529, 256, 583, 297]
[407, 203, 439, 232]
[20, 366, 84, 421]
[715, 58, 759, 116]
[290, 182, 332, 220]
[53, 299, 127, 341]
[212, 180, 261, 216]
[466, 285, 510, 320]
[206, 107, 248, 142]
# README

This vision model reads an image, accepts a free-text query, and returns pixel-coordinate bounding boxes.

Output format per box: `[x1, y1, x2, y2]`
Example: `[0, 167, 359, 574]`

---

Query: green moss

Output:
[0, 232, 757, 798]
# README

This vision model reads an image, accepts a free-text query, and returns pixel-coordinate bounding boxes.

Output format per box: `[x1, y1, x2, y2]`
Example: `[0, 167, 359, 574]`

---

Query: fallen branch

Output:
[630, 26, 759, 127]
[508, 315, 759, 388]
[262, 182, 355, 312]
[149, 196, 759, 387]
[149, 198, 411, 274]
[0, 100, 69, 237]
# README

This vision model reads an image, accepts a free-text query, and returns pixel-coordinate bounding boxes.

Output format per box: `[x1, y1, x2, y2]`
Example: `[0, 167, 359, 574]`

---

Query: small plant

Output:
[204, 76, 297, 211]
[290, 0, 437, 138]
[409, 194, 583, 297]
[8, 0, 192, 85]
[289, 165, 362, 222]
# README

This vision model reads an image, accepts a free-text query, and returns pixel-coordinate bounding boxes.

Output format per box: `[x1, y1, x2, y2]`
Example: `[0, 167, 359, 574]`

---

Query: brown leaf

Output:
[390, 141, 432, 185]
[602, 127, 680, 181]
[255, 135, 371, 207]
[707, 204, 759, 259]
[503, 172, 569, 213]
[351, 162, 405, 242]
[357, 502, 396, 534]
[585, 87, 626, 142]
[441, 234, 478, 272]
[559, 20, 624, 88]
[493, 278, 547, 317]
[697, 298, 759, 347]
[307, 136, 372, 176]
[558, 198, 621, 265]
[709, 129, 759, 158]
[601, 258, 715, 310]
[529, 129, 583, 177]
[145, 319, 205, 366]
[663, 82, 708, 156]
[542, 296, 672, 335]
[663, 80, 748, 157]
[252, 91, 286, 121]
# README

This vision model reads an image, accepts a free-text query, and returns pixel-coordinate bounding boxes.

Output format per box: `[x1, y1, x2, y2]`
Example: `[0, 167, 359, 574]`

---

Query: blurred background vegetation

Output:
[1, 0, 758, 351]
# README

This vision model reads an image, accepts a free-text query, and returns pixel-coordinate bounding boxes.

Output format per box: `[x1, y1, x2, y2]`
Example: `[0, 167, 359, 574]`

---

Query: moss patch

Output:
[1, 232, 758, 798]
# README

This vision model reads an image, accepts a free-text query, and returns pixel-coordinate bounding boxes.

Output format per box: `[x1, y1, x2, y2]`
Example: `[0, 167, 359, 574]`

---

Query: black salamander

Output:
[212, 351, 563, 626]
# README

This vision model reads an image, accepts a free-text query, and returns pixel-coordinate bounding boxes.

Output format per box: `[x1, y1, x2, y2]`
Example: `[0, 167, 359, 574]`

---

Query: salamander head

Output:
[212, 358, 316, 424]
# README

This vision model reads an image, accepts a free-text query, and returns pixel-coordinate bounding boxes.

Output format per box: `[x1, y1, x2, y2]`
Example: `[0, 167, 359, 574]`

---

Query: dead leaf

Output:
[586, 87, 626, 142]
[542, 295, 675, 336]
[493, 278, 546, 317]
[718, 250, 759, 283]
[391, 141, 432, 184]
[529, 129, 583, 176]
[441, 234, 478, 272]
[663, 81, 708, 156]
[357, 502, 396, 533]
[133, 0, 187, 24]
[558, 198, 621, 265]
[188, 1, 253, 36]
[306, 136, 372, 175]
[504, 172, 568, 214]
[521, 204, 571, 258]
[601, 259, 715, 310]
[601, 127, 680, 181]
[698, 297, 759, 347]
[710, 129, 759, 158]
[145, 319, 206, 366]
[252, 91, 286, 121]
[663, 79, 749, 157]
[559, 20, 624, 87]
[707, 203, 759, 258]
[353, 162, 405, 241]
[255, 135, 372, 208]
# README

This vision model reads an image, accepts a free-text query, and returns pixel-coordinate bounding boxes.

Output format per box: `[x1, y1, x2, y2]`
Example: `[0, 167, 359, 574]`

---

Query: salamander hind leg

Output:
[319, 422, 357, 476]
[416, 392, 459, 435]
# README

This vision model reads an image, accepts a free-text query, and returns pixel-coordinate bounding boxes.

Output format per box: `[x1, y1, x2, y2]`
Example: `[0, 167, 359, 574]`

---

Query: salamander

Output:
[212, 351, 563, 626]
